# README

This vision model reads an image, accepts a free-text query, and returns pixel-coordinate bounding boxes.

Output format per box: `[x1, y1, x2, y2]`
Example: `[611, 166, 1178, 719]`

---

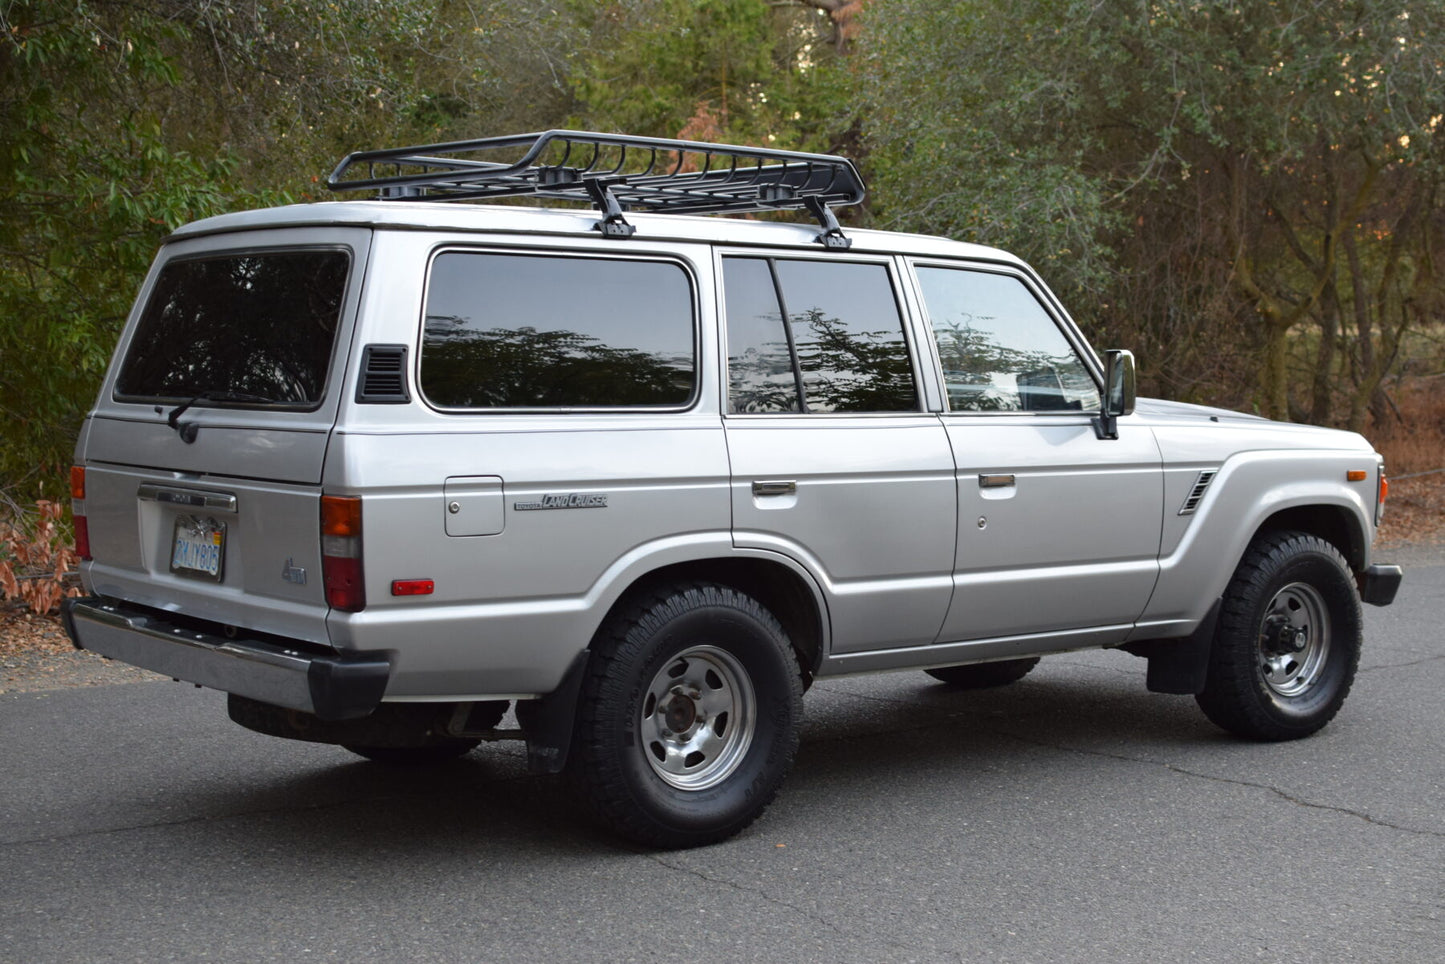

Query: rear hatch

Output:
[77, 226, 371, 646]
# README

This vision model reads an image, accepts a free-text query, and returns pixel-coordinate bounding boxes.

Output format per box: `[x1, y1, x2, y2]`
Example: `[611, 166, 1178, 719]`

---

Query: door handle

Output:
[978, 474, 1016, 489]
[751, 480, 797, 497]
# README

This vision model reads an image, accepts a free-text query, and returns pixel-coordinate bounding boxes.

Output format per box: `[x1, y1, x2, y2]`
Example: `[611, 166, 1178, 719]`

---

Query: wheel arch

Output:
[1252, 503, 1367, 572]
[598, 555, 828, 685]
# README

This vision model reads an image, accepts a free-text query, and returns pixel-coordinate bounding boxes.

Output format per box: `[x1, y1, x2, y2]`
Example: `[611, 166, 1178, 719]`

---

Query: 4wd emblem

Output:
[281, 558, 307, 585]
[513, 493, 608, 511]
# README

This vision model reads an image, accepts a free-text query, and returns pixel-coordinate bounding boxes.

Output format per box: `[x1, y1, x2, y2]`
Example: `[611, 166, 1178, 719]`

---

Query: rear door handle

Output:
[978, 474, 1016, 489]
[751, 480, 797, 497]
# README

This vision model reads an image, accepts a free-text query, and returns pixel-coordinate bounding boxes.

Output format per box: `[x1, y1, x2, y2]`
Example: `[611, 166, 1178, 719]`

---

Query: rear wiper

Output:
[166, 390, 275, 427]
[166, 390, 277, 438]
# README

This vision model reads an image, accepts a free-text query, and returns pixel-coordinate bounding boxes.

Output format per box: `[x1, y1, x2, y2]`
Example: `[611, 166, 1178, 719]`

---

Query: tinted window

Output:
[116, 250, 349, 407]
[723, 258, 801, 414]
[916, 267, 1100, 413]
[422, 253, 695, 409]
[723, 258, 917, 414]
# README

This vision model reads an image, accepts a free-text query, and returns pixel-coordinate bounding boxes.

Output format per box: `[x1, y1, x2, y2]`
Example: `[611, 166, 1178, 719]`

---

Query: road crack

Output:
[1358, 653, 1445, 673]
[641, 851, 931, 960]
[996, 731, 1445, 839]
[807, 682, 1444, 840]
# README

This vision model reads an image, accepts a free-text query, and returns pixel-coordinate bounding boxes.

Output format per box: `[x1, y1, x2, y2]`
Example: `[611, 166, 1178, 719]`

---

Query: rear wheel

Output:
[570, 582, 804, 848]
[926, 657, 1039, 689]
[1196, 531, 1362, 741]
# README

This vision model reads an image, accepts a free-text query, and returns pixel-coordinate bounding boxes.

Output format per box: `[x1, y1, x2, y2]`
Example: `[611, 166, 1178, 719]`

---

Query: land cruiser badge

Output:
[514, 493, 608, 511]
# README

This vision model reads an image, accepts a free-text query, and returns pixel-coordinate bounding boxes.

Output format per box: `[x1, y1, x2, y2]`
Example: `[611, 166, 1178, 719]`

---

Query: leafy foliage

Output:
[564, 0, 849, 151]
[860, 0, 1445, 424]
[3, 0, 1444, 528]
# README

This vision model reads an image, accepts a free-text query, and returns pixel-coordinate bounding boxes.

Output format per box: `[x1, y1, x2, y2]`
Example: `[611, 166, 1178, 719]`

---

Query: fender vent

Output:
[1179, 470, 1218, 515]
[356, 344, 410, 404]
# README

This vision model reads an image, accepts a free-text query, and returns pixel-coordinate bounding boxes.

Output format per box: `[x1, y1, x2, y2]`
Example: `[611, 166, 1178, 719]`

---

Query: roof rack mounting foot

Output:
[584, 178, 636, 239]
[804, 196, 852, 250]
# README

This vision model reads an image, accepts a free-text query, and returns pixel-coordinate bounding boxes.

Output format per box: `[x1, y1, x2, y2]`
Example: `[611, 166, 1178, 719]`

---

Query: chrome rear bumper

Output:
[61, 597, 390, 720]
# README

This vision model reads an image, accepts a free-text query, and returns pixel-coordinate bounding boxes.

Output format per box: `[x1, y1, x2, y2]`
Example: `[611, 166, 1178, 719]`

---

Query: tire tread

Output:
[1195, 530, 1361, 741]
[570, 581, 803, 848]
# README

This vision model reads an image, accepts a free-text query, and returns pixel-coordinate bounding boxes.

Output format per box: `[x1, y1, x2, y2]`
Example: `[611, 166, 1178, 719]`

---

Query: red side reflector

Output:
[1346, 470, 1368, 482]
[391, 579, 435, 596]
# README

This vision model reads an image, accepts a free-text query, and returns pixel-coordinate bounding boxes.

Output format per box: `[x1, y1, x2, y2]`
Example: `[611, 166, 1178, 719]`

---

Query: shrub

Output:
[0, 500, 79, 615]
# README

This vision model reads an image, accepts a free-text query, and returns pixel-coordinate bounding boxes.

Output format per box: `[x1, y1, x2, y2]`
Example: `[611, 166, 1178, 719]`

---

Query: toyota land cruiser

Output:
[63, 131, 1403, 847]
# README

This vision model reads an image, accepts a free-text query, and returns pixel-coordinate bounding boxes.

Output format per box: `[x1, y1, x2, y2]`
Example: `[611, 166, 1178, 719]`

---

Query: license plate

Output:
[170, 516, 226, 581]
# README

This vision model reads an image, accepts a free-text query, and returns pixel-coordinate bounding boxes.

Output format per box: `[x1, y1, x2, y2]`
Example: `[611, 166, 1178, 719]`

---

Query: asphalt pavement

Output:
[2, 561, 1441, 963]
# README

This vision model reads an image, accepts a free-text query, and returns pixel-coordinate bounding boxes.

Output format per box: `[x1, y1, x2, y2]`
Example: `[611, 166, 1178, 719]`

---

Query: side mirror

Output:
[1093, 349, 1136, 440]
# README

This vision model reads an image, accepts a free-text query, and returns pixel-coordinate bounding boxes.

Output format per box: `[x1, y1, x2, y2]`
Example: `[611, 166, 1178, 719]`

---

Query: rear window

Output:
[115, 249, 350, 408]
[421, 252, 696, 409]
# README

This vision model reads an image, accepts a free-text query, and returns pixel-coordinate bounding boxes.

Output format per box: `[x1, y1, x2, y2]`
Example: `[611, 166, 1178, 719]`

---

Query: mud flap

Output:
[1124, 598, 1220, 695]
[515, 648, 590, 775]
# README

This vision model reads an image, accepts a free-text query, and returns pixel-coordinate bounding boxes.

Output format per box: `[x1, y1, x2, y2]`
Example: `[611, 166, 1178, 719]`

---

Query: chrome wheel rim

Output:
[640, 645, 756, 791]
[1257, 581, 1331, 698]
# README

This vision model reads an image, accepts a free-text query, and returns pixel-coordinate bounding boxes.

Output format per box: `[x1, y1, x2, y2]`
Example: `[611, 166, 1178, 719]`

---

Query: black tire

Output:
[1196, 530, 1362, 741]
[925, 657, 1040, 689]
[570, 582, 804, 849]
[342, 740, 480, 765]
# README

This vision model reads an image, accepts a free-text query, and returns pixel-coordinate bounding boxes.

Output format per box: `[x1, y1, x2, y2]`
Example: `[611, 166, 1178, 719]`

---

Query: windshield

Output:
[115, 249, 351, 408]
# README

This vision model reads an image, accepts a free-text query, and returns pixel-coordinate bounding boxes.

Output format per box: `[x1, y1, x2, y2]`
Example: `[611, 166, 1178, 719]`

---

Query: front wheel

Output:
[570, 582, 804, 848]
[1196, 531, 1362, 741]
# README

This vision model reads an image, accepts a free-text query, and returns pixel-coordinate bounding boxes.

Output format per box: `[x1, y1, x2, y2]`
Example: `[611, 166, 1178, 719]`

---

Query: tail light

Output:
[70, 465, 91, 561]
[1376, 465, 1389, 526]
[321, 495, 365, 611]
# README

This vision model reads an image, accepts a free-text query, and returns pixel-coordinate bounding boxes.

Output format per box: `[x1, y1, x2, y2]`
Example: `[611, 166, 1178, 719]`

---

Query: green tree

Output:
[564, 0, 850, 151]
[0, 0, 465, 500]
[860, 0, 1445, 426]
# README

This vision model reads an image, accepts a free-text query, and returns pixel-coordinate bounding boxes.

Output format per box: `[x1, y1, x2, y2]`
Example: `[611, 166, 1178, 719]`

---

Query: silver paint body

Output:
[72, 202, 1384, 703]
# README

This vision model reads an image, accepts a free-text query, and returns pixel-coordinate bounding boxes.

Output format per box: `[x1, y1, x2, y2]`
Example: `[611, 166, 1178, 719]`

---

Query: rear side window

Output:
[723, 257, 917, 414]
[421, 252, 696, 409]
[116, 250, 350, 408]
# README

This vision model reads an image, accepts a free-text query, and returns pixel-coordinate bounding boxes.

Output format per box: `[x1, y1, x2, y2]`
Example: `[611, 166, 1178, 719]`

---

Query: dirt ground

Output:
[4, 474, 1442, 694]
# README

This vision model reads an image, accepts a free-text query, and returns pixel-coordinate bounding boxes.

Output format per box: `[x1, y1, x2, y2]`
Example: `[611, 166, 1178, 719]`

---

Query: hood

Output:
[1134, 397, 1268, 422]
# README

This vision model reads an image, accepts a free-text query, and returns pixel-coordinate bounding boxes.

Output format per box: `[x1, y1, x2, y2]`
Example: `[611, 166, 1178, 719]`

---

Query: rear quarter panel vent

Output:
[356, 344, 411, 404]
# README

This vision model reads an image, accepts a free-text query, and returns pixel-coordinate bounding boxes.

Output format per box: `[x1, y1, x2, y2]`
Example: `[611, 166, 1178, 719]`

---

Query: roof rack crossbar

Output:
[326, 130, 865, 220]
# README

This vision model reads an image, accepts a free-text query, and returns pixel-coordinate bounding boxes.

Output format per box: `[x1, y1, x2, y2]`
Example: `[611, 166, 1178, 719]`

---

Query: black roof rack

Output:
[326, 130, 863, 247]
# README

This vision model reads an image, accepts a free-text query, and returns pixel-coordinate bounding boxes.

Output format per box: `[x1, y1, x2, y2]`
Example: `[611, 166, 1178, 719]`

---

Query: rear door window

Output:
[115, 250, 350, 409]
[421, 252, 696, 410]
[723, 257, 918, 414]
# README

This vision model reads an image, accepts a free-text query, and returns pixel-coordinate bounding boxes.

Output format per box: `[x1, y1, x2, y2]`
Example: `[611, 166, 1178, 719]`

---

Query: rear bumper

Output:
[61, 597, 390, 720]
[1359, 564, 1403, 607]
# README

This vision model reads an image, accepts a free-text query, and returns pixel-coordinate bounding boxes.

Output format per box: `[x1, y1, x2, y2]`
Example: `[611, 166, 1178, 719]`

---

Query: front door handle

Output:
[751, 480, 797, 497]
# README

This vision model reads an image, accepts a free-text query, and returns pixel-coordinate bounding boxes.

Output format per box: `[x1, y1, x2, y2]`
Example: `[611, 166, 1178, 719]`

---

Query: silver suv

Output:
[63, 131, 1402, 847]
